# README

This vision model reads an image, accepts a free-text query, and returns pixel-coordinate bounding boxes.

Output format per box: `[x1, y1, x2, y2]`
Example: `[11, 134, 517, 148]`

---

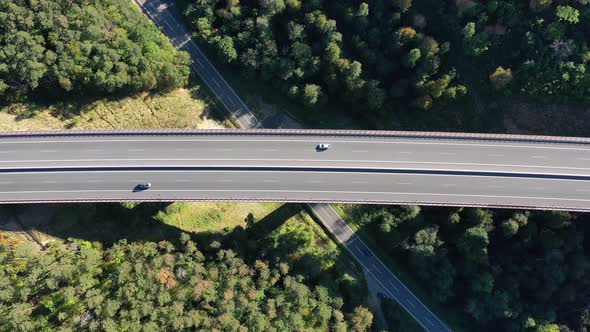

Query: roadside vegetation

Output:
[336, 204, 590, 331]
[0, 87, 231, 131]
[0, 0, 189, 103]
[178, 0, 590, 134]
[0, 1, 377, 330]
[0, 202, 374, 331]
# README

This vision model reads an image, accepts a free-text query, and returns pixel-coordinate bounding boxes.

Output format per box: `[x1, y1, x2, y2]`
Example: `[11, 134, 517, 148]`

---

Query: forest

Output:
[179, 0, 590, 129]
[341, 205, 590, 331]
[0, 231, 372, 331]
[0, 0, 190, 102]
[180, 0, 467, 121]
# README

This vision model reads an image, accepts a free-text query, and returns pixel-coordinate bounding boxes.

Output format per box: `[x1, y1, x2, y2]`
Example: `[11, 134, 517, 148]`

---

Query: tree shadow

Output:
[0, 203, 184, 247]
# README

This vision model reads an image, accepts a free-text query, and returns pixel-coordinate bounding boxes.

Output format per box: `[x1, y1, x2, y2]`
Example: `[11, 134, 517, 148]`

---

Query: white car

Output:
[317, 143, 330, 151]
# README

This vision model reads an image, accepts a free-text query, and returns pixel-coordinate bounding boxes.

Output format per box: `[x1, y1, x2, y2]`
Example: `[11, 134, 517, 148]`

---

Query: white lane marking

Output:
[356, 247, 364, 256]
[488, 185, 504, 188]
[577, 158, 590, 161]
[87, 149, 103, 152]
[3, 169, 590, 186]
[488, 154, 504, 157]
[576, 189, 590, 192]
[43, 181, 57, 184]
[389, 281, 400, 291]
[262, 149, 278, 152]
[5, 138, 590, 152]
[215, 148, 233, 151]
[0, 151, 13, 153]
[40, 150, 57, 153]
[424, 317, 434, 326]
[320, 206, 451, 331]
[534, 187, 545, 190]
[305, 180, 324, 183]
[352, 150, 368, 153]
[175, 179, 191, 182]
[407, 299, 417, 308]
[439, 152, 456, 155]
[216, 179, 233, 182]
[531, 156, 547, 159]
[372, 264, 380, 273]
[3, 188, 590, 203]
[263, 180, 279, 183]
[127, 149, 145, 152]
[352, 181, 368, 184]
[0, 182, 14, 184]
[443, 184, 457, 187]
[175, 148, 187, 151]
[2, 157, 586, 173]
[86, 180, 102, 183]
[319, 220, 437, 332]
[211, 77, 221, 88]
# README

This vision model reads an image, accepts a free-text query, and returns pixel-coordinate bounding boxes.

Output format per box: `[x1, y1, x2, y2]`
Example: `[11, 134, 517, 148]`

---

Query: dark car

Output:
[138, 183, 152, 190]
[316, 143, 330, 151]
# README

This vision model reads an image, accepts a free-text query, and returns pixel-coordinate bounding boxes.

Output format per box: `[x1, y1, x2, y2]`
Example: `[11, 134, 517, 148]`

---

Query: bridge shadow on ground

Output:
[0, 202, 299, 250]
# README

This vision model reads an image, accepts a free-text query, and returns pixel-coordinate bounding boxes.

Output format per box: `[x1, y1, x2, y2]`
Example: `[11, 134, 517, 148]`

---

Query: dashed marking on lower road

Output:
[389, 281, 400, 291]
[352, 181, 368, 184]
[396, 182, 413, 185]
[127, 149, 145, 152]
[372, 264, 380, 273]
[263, 180, 279, 183]
[216, 179, 233, 182]
[407, 299, 417, 308]
[424, 317, 435, 326]
[352, 150, 368, 153]
[40, 150, 57, 153]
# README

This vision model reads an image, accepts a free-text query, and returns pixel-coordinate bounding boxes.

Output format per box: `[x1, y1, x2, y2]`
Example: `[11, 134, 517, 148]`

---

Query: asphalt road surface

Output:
[136, 0, 261, 128]
[309, 203, 451, 332]
[2, 133, 590, 211]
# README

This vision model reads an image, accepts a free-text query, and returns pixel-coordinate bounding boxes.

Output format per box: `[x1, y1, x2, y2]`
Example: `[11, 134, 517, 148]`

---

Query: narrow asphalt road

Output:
[133, 1, 452, 330]
[136, 0, 261, 128]
[309, 203, 451, 332]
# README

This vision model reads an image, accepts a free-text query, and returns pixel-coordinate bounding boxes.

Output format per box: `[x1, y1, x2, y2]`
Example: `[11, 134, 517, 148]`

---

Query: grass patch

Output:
[332, 204, 468, 332]
[154, 202, 285, 233]
[0, 86, 233, 131]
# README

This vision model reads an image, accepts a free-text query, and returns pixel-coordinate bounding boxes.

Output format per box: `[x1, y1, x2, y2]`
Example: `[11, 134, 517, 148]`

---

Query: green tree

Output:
[350, 306, 373, 332]
[216, 36, 238, 63]
[556, 6, 580, 24]
[489, 66, 513, 90]
[302, 84, 322, 106]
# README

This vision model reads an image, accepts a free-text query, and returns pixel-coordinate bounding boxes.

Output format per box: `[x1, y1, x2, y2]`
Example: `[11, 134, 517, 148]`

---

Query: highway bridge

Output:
[1, 128, 590, 211]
